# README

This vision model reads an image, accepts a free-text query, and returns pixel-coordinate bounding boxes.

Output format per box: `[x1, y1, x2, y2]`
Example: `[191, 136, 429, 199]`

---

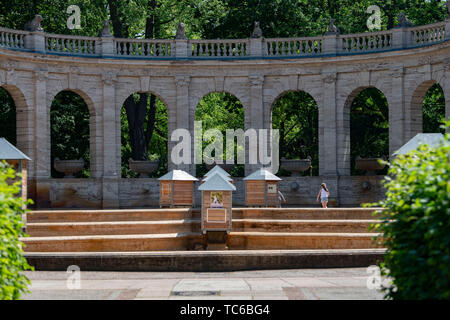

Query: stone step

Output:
[232, 208, 383, 220]
[232, 219, 379, 233]
[228, 232, 383, 250]
[21, 233, 204, 252]
[27, 219, 379, 237]
[22, 231, 382, 252]
[28, 207, 383, 223]
[28, 208, 199, 223]
[24, 249, 387, 271]
[26, 219, 202, 237]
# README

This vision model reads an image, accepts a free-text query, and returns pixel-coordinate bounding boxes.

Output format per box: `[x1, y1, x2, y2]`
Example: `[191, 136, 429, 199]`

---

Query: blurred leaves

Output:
[370, 121, 450, 300]
[0, 162, 33, 300]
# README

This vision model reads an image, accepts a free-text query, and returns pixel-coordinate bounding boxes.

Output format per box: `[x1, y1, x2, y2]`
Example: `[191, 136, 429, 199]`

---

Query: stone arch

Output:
[338, 86, 389, 176]
[119, 90, 170, 178]
[410, 80, 445, 136]
[49, 89, 101, 178]
[117, 89, 172, 115]
[263, 76, 323, 131]
[268, 88, 321, 123]
[0, 83, 34, 172]
[193, 91, 247, 177]
[48, 88, 97, 117]
[270, 89, 320, 176]
[191, 88, 250, 131]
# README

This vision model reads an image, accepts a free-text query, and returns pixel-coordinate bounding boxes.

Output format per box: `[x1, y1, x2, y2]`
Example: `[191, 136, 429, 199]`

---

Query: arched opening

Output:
[349, 87, 389, 176]
[195, 92, 245, 177]
[272, 91, 319, 176]
[120, 92, 168, 178]
[423, 83, 445, 133]
[50, 91, 91, 178]
[0, 86, 16, 145]
[412, 81, 446, 135]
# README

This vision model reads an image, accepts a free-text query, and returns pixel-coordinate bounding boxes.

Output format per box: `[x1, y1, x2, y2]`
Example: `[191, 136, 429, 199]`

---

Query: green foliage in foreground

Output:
[371, 122, 450, 299]
[0, 162, 33, 300]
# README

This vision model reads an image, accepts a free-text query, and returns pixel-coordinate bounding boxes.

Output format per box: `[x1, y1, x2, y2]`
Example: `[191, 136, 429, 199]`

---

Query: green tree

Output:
[371, 122, 450, 299]
[50, 91, 90, 178]
[0, 162, 33, 300]
[195, 93, 245, 177]
[121, 95, 168, 178]
[272, 91, 319, 176]
[107, 0, 198, 167]
[350, 88, 389, 175]
[423, 84, 446, 134]
[0, 0, 109, 36]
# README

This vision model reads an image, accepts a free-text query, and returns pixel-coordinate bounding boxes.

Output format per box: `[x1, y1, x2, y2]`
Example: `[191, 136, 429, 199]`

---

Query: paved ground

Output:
[22, 268, 387, 300]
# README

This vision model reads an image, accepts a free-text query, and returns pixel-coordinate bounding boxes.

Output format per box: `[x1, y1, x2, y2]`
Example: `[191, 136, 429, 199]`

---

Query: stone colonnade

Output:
[0, 24, 449, 208]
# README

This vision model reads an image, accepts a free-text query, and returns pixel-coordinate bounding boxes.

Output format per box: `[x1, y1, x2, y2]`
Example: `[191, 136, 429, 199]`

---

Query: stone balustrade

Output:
[339, 30, 393, 53]
[115, 38, 173, 57]
[45, 33, 98, 55]
[0, 19, 448, 58]
[264, 37, 323, 56]
[0, 27, 27, 49]
[189, 39, 249, 57]
[410, 22, 446, 46]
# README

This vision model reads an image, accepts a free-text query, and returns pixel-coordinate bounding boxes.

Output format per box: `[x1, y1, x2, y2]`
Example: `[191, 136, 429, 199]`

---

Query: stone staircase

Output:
[22, 208, 386, 270]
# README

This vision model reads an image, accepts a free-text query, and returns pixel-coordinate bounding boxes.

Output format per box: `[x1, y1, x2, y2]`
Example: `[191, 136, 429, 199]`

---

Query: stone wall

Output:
[41, 176, 385, 209]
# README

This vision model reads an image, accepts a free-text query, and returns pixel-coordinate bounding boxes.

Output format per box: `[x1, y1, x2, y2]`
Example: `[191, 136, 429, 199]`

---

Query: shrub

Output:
[0, 161, 33, 300]
[371, 123, 450, 299]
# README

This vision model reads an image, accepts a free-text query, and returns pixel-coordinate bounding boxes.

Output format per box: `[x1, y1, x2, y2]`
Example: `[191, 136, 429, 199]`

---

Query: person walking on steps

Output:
[316, 183, 330, 208]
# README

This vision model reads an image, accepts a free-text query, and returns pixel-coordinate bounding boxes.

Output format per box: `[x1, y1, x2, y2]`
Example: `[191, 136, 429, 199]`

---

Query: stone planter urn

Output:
[54, 158, 85, 178]
[129, 159, 159, 178]
[281, 158, 311, 176]
[355, 157, 386, 175]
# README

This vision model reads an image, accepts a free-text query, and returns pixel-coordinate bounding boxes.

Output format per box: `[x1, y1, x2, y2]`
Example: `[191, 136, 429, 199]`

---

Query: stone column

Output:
[320, 72, 338, 176]
[247, 75, 265, 175]
[34, 70, 51, 208]
[101, 71, 119, 208]
[389, 67, 406, 156]
[320, 72, 339, 205]
[173, 75, 193, 174]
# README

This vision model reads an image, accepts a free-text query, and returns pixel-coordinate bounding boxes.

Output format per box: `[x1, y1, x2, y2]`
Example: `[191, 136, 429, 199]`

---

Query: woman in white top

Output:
[316, 183, 330, 208]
